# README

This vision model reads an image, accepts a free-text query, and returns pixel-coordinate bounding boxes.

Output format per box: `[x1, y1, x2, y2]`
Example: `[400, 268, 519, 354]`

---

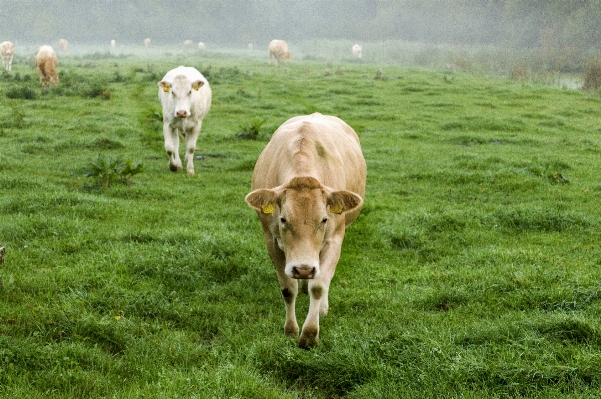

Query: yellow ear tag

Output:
[192, 82, 202, 91]
[163, 85, 170, 93]
[262, 204, 275, 214]
[330, 205, 343, 214]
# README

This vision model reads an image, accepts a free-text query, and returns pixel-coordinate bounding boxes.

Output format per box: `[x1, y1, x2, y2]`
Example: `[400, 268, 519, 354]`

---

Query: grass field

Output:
[1, 46, 601, 398]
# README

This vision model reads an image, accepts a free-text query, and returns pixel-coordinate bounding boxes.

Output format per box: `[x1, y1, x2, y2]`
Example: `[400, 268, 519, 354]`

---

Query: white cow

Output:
[35, 45, 59, 89]
[1, 41, 15, 72]
[157, 66, 211, 174]
[352, 44, 362, 59]
[268, 40, 291, 67]
[144, 38, 151, 47]
[197, 42, 206, 50]
[110, 39, 116, 48]
[245, 113, 367, 348]
[58, 38, 69, 54]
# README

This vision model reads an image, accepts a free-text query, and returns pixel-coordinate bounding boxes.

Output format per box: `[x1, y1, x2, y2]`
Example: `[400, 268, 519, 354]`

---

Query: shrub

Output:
[583, 59, 601, 90]
[74, 154, 144, 188]
[5, 86, 37, 100]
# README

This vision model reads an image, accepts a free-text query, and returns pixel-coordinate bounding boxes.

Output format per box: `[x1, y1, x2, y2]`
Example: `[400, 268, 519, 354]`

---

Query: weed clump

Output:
[74, 154, 144, 188]
[5, 86, 37, 100]
[236, 118, 267, 140]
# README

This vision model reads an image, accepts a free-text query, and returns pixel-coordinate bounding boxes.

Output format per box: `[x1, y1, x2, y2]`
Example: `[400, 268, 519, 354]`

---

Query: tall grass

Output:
[0, 48, 600, 398]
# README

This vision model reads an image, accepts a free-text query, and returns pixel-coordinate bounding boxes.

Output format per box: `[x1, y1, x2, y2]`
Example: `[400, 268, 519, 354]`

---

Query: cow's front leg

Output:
[184, 122, 202, 175]
[299, 238, 342, 349]
[163, 123, 181, 172]
[266, 235, 299, 337]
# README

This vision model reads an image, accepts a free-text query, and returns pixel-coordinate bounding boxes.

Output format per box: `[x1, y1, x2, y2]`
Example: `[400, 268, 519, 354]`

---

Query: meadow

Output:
[1, 45, 601, 398]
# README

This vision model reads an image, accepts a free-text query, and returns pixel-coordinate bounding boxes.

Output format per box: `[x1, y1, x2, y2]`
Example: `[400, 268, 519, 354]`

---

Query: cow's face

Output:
[158, 75, 204, 118]
[246, 177, 362, 279]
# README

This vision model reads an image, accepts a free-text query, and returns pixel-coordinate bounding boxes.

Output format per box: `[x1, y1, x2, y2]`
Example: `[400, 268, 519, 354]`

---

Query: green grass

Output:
[1, 47, 601, 398]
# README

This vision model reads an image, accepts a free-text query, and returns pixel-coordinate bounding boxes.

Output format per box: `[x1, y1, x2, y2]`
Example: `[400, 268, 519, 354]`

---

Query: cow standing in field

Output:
[58, 38, 69, 54]
[110, 39, 116, 48]
[197, 42, 206, 50]
[157, 66, 211, 174]
[352, 44, 362, 59]
[35, 45, 59, 89]
[268, 40, 291, 67]
[144, 38, 151, 47]
[0, 41, 14, 72]
[245, 113, 366, 348]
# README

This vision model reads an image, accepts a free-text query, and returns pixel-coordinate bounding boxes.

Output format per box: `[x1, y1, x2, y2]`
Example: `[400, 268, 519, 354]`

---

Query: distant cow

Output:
[245, 113, 366, 348]
[58, 38, 69, 54]
[268, 40, 291, 67]
[183, 40, 193, 46]
[35, 45, 59, 89]
[0, 41, 14, 72]
[157, 66, 212, 174]
[110, 39, 116, 48]
[197, 42, 206, 50]
[352, 44, 362, 59]
[144, 38, 151, 47]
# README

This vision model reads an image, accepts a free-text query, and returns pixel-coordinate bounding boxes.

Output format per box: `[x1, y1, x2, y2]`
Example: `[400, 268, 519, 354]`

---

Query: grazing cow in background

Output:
[157, 66, 211, 174]
[248, 43, 253, 51]
[245, 113, 367, 348]
[35, 45, 59, 89]
[0, 41, 14, 72]
[352, 44, 362, 59]
[144, 38, 151, 47]
[110, 39, 116, 48]
[183, 40, 193, 46]
[58, 38, 69, 54]
[197, 42, 206, 50]
[268, 40, 291, 67]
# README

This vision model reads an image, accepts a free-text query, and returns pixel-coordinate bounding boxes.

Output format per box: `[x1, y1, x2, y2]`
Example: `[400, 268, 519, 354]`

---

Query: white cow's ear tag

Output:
[192, 82, 203, 91]
[163, 85, 170, 93]
[262, 204, 275, 214]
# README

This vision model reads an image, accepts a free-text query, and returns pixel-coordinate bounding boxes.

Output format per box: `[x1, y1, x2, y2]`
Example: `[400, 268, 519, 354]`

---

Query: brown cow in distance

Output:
[245, 113, 367, 348]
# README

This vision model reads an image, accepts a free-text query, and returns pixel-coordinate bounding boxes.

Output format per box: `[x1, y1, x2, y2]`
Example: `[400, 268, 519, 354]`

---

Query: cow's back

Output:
[252, 113, 366, 224]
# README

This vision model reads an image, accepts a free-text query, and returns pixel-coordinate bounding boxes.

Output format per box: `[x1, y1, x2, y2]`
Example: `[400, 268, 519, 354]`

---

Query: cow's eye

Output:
[280, 217, 286, 224]
[188, 90, 192, 95]
[321, 217, 328, 224]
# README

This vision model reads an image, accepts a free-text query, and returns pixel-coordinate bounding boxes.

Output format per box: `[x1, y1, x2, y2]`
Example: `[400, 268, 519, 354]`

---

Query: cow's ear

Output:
[158, 81, 171, 92]
[192, 80, 204, 91]
[245, 189, 278, 214]
[327, 190, 363, 214]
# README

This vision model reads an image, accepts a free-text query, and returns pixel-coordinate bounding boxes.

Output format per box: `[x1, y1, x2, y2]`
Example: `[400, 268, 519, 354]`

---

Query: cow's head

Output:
[284, 52, 291, 63]
[158, 75, 204, 118]
[246, 177, 362, 279]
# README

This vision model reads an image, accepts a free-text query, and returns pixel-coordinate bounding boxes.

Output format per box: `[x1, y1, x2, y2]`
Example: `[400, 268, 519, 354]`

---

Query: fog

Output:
[1, 1, 600, 71]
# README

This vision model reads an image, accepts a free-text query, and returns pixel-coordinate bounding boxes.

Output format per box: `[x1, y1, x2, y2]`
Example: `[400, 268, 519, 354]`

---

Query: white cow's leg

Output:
[299, 238, 342, 349]
[184, 122, 202, 175]
[266, 235, 299, 337]
[163, 123, 181, 172]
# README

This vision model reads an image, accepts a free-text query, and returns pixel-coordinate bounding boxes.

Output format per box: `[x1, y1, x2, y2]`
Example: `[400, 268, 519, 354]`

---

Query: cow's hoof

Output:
[284, 322, 299, 338]
[169, 164, 179, 172]
[298, 329, 318, 349]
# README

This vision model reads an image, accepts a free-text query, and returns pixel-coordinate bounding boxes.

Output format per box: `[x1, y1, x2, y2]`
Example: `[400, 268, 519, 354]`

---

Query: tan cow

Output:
[144, 38, 151, 47]
[0, 41, 15, 72]
[268, 39, 291, 67]
[245, 113, 366, 348]
[352, 44, 362, 59]
[35, 45, 59, 89]
[58, 38, 69, 54]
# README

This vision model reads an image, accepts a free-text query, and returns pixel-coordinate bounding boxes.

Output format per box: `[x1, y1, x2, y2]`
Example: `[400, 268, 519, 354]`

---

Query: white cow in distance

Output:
[352, 44, 362, 59]
[35, 45, 59, 89]
[245, 113, 367, 348]
[58, 38, 69, 54]
[268, 40, 291, 67]
[0, 41, 14, 71]
[144, 38, 151, 47]
[197, 42, 206, 50]
[157, 66, 211, 174]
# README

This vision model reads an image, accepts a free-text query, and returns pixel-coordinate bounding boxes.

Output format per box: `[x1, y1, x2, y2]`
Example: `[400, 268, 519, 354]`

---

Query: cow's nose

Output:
[176, 110, 188, 118]
[292, 265, 316, 279]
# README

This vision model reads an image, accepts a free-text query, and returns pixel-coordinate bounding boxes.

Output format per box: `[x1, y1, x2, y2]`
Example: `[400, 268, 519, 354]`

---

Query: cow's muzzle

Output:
[290, 264, 317, 279]
[176, 110, 188, 118]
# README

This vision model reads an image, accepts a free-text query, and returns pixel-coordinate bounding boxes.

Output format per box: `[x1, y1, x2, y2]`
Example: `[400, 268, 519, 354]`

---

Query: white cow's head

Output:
[158, 75, 204, 118]
[246, 177, 362, 279]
